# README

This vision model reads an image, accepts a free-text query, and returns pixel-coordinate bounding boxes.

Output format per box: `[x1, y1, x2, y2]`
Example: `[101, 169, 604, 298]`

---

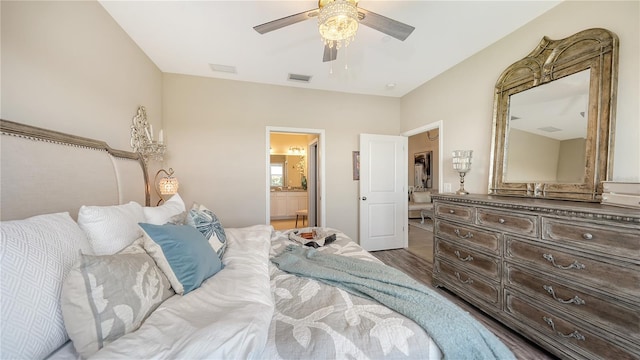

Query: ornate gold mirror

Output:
[489, 28, 618, 201]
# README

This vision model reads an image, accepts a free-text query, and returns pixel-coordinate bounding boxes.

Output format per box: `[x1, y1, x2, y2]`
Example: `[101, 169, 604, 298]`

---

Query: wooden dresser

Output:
[431, 194, 639, 359]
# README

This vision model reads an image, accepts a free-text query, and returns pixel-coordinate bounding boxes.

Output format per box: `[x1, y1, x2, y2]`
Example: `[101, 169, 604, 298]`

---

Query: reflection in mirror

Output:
[505, 70, 590, 183]
[270, 155, 306, 188]
[489, 28, 618, 201]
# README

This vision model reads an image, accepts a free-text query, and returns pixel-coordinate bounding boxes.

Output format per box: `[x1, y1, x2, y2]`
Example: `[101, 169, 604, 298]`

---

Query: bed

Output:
[0, 119, 513, 359]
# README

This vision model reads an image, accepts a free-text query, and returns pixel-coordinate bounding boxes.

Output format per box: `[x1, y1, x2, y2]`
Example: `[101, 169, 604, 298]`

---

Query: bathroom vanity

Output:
[270, 190, 308, 219]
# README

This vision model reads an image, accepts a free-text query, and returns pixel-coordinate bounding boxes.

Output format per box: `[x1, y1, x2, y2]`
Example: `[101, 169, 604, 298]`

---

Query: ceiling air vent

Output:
[288, 73, 312, 83]
[538, 126, 562, 133]
[209, 63, 237, 74]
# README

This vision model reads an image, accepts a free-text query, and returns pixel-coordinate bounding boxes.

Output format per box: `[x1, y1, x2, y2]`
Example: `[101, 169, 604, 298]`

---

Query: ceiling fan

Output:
[253, 0, 415, 62]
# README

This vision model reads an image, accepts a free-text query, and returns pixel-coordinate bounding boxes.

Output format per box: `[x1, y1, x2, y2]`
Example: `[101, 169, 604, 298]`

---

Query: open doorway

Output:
[402, 121, 443, 263]
[403, 120, 443, 193]
[266, 127, 325, 230]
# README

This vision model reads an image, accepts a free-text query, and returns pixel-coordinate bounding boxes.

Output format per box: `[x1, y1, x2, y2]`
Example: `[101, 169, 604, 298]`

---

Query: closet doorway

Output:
[266, 127, 325, 230]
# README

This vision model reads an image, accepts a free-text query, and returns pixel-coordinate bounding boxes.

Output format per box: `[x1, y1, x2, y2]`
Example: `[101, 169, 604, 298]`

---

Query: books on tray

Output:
[601, 181, 640, 209]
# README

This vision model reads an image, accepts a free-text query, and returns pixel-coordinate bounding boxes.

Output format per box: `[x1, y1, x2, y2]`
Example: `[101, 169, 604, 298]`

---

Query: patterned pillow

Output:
[0, 212, 92, 360]
[139, 223, 223, 295]
[77, 201, 145, 255]
[60, 243, 174, 358]
[186, 204, 227, 259]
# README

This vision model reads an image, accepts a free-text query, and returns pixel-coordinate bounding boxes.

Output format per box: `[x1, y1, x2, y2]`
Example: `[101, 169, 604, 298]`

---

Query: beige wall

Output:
[1, 1, 163, 151]
[557, 138, 587, 183]
[506, 129, 560, 182]
[270, 133, 312, 156]
[3, 1, 637, 240]
[401, 1, 640, 193]
[162, 73, 400, 239]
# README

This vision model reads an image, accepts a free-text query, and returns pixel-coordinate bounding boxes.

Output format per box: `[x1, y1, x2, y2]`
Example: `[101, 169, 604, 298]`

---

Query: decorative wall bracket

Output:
[130, 106, 165, 164]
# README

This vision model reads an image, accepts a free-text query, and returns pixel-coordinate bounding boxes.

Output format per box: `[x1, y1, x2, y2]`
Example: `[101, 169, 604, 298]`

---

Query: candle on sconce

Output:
[149, 125, 154, 141]
[144, 127, 152, 141]
[158, 129, 164, 144]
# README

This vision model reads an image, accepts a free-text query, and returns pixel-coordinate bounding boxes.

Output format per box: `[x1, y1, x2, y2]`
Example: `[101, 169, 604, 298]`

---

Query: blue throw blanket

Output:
[271, 245, 515, 360]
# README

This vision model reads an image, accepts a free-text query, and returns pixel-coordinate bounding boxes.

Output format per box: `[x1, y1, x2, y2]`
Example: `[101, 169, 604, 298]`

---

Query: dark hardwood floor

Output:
[371, 247, 557, 360]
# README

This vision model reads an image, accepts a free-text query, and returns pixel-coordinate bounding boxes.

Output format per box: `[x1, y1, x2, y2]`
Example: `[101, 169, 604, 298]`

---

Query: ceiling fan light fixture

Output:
[318, 0, 359, 49]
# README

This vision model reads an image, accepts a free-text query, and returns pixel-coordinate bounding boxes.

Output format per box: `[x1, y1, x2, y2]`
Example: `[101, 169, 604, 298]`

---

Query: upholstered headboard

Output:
[0, 119, 150, 221]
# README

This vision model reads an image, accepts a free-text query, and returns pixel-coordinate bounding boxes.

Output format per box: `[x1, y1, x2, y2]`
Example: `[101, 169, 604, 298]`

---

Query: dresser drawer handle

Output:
[498, 218, 505, 224]
[542, 253, 585, 270]
[454, 229, 473, 239]
[454, 272, 474, 284]
[582, 233, 593, 240]
[543, 316, 586, 341]
[543, 285, 585, 305]
[454, 250, 474, 262]
[449, 209, 455, 214]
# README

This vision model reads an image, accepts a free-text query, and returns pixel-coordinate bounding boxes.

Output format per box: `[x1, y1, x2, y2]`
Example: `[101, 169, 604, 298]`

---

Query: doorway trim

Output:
[266, 126, 326, 227]
[401, 120, 444, 192]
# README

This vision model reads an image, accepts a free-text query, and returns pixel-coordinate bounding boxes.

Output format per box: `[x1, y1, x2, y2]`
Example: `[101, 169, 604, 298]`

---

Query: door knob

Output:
[362, 196, 367, 200]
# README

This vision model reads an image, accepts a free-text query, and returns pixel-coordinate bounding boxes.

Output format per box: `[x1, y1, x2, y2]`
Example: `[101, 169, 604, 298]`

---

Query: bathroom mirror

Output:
[270, 155, 306, 189]
[489, 28, 618, 201]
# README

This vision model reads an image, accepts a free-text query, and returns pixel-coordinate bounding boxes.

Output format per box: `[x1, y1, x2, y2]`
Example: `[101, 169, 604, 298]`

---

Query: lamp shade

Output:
[158, 176, 179, 195]
[452, 150, 473, 172]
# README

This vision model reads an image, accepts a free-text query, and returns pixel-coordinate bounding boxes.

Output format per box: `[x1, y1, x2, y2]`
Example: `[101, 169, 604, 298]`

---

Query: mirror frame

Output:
[489, 28, 618, 202]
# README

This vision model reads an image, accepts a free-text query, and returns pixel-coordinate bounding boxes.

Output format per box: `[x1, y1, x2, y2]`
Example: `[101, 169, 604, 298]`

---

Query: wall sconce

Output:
[452, 150, 472, 195]
[288, 146, 305, 155]
[154, 168, 179, 205]
[130, 106, 166, 164]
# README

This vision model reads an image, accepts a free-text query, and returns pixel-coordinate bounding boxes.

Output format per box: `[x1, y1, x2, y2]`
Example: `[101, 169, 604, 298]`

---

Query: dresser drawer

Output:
[505, 237, 640, 301]
[434, 258, 499, 306]
[505, 264, 639, 342]
[542, 218, 640, 261]
[435, 202, 474, 223]
[434, 220, 501, 255]
[435, 238, 500, 279]
[504, 290, 638, 360]
[476, 208, 538, 237]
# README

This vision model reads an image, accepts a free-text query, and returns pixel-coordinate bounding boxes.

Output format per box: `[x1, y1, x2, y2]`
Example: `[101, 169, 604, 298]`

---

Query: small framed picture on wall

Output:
[352, 151, 360, 180]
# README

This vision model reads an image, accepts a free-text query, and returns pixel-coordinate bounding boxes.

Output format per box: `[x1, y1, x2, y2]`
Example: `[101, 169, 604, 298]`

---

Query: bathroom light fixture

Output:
[130, 106, 166, 164]
[154, 168, 179, 205]
[318, 0, 359, 50]
[288, 146, 305, 155]
[452, 150, 472, 195]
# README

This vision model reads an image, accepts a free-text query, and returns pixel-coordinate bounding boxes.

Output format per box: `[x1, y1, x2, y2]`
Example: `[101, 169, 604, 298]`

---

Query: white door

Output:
[359, 134, 407, 251]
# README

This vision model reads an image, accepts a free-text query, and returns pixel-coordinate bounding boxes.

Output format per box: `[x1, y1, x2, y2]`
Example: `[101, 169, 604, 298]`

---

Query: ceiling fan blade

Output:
[323, 42, 338, 62]
[253, 9, 319, 34]
[358, 8, 415, 41]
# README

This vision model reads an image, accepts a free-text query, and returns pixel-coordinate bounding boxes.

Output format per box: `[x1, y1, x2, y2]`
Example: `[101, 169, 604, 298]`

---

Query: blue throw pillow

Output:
[139, 223, 223, 295]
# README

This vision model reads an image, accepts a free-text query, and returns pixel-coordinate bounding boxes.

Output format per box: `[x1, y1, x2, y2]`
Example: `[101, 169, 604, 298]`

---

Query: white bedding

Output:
[85, 224, 444, 359]
[91, 225, 274, 359]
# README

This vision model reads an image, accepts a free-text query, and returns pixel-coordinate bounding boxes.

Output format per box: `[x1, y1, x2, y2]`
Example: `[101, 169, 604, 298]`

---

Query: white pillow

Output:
[143, 193, 186, 225]
[0, 212, 92, 360]
[77, 201, 145, 255]
[412, 191, 432, 203]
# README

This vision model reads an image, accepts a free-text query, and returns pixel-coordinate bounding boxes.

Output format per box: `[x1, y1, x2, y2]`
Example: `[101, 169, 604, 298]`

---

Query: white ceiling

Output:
[99, 1, 561, 98]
